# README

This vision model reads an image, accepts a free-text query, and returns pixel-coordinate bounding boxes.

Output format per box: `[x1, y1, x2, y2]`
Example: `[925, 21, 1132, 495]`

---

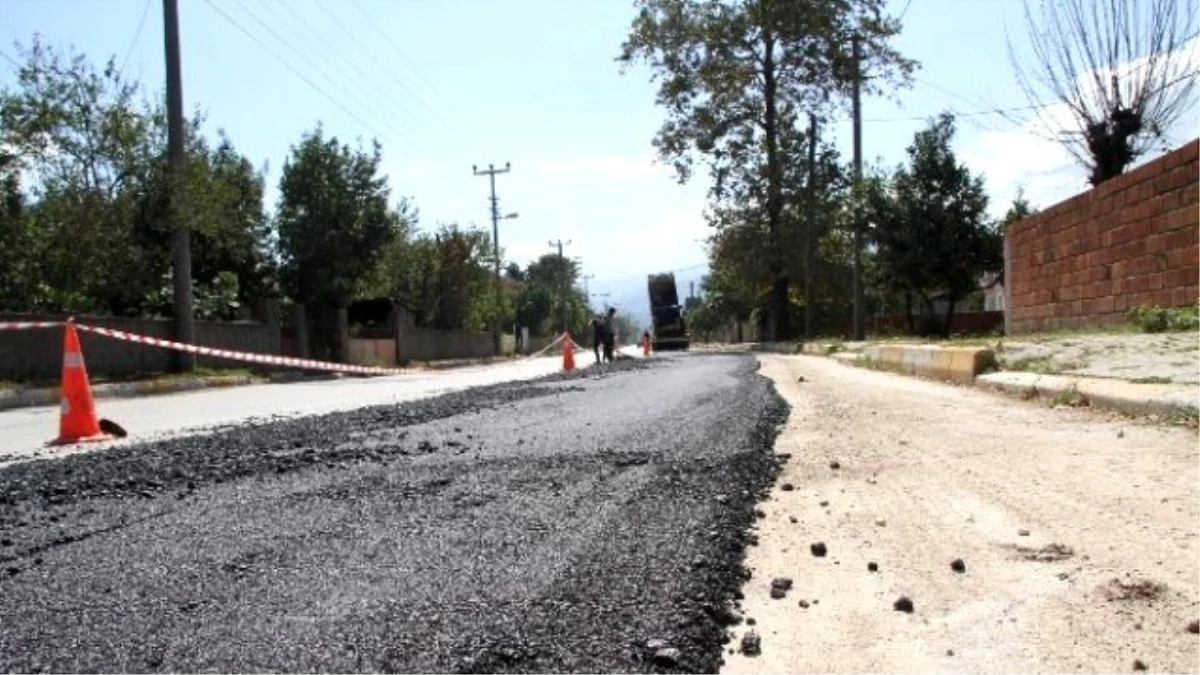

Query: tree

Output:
[276, 126, 400, 356]
[618, 0, 915, 340]
[868, 114, 1001, 336]
[1, 37, 274, 317]
[514, 253, 588, 337]
[431, 224, 494, 331]
[1000, 188, 1038, 230]
[0, 36, 161, 313]
[1009, 0, 1198, 185]
[0, 151, 42, 311]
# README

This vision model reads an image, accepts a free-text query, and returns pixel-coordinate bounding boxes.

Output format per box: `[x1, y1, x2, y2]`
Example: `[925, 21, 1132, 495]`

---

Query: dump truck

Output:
[647, 272, 690, 351]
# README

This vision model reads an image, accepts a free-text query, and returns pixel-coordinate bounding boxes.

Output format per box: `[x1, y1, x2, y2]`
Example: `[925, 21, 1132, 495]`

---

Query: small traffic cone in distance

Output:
[49, 321, 113, 446]
[562, 331, 576, 371]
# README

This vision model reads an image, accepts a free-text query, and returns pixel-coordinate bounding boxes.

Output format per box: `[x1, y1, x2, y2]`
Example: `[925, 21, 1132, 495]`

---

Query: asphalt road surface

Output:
[0, 353, 786, 673]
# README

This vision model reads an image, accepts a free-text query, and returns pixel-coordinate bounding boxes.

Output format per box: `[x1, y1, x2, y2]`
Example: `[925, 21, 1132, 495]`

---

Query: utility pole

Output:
[689, 280, 695, 302]
[851, 34, 866, 341]
[805, 113, 818, 340]
[473, 162, 510, 355]
[548, 239, 572, 333]
[164, 0, 194, 372]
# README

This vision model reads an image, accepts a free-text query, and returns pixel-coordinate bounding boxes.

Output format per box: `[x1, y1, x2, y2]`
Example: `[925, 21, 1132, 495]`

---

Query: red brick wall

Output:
[1005, 139, 1199, 333]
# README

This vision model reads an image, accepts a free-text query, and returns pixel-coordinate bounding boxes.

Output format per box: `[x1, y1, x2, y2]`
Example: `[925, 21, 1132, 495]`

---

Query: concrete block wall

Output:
[1005, 139, 1199, 332]
[0, 314, 280, 381]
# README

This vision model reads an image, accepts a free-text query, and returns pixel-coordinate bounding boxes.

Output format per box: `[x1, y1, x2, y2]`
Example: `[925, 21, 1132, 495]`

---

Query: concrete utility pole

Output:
[473, 162, 510, 355]
[851, 34, 866, 341]
[548, 239, 572, 333]
[805, 112, 818, 340]
[163, 0, 194, 372]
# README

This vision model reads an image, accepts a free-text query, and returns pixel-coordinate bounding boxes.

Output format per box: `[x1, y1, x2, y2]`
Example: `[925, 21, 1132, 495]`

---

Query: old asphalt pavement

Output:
[0, 354, 785, 673]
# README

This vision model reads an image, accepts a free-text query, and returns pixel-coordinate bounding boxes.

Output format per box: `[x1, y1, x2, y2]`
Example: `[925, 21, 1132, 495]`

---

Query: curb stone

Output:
[975, 371, 1199, 419]
[859, 344, 996, 384]
[780, 342, 1200, 420]
[0, 375, 262, 412]
[750, 342, 802, 354]
[0, 354, 558, 413]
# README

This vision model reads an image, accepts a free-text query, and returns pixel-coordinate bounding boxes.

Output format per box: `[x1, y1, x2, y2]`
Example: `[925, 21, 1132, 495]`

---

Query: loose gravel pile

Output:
[0, 353, 787, 673]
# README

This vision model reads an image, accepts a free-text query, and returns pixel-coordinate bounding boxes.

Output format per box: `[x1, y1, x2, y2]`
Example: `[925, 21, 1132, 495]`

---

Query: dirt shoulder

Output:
[723, 354, 1199, 674]
[998, 331, 1199, 385]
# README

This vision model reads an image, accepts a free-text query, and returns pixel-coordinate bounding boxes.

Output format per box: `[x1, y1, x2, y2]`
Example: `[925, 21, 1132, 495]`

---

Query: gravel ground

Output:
[723, 354, 1199, 674]
[0, 353, 786, 673]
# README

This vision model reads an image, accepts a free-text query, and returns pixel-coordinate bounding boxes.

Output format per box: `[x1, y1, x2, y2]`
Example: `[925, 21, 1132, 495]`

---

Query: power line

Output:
[229, 0, 423, 152]
[200, 0, 415, 155]
[349, 0, 489, 144]
[258, 0, 441, 142]
[212, 0, 422, 154]
[864, 102, 1042, 123]
[306, 0, 444, 140]
[118, 0, 152, 77]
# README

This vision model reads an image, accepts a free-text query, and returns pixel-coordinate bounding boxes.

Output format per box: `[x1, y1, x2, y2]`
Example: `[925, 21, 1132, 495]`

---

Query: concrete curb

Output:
[0, 354, 560, 412]
[800, 343, 838, 356]
[0, 375, 261, 412]
[750, 342, 802, 354]
[777, 341, 1199, 421]
[856, 343, 997, 384]
[976, 372, 1199, 419]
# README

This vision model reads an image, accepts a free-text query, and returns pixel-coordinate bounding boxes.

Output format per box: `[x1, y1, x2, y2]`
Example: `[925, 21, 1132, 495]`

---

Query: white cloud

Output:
[961, 103, 1089, 216]
[963, 33, 1199, 216]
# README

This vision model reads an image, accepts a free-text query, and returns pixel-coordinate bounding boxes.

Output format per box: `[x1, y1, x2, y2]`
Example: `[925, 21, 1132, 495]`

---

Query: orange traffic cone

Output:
[562, 331, 576, 371]
[49, 321, 112, 446]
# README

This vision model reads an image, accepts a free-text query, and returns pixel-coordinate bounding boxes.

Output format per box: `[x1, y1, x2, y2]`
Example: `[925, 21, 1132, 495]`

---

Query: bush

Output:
[1127, 303, 1199, 333]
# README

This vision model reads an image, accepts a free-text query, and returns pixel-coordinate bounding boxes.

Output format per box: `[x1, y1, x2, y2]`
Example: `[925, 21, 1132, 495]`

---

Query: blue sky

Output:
[1, 0, 1196, 321]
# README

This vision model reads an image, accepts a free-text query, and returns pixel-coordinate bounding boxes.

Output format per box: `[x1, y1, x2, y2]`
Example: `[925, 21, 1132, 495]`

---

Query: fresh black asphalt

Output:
[0, 353, 788, 673]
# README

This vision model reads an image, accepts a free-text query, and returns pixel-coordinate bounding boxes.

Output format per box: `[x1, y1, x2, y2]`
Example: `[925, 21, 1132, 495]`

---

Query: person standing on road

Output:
[601, 307, 617, 363]
[591, 313, 605, 364]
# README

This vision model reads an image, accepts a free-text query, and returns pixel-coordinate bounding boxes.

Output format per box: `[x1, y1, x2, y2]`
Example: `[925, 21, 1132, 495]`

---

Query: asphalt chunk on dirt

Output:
[0, 352, 788, 673]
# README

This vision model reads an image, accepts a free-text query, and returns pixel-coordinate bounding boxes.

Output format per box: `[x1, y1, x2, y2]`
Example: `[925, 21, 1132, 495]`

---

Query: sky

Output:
[1, 0, 1196, 324]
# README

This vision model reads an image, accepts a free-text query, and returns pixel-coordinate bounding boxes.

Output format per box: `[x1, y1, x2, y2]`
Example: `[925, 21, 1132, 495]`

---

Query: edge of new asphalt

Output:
[0, 354, 526, 412]
[750, 340, 1199, 421]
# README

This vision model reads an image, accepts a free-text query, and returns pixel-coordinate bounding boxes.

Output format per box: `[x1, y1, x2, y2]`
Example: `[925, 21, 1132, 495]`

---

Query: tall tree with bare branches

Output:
[1009, 0, 1198, 186]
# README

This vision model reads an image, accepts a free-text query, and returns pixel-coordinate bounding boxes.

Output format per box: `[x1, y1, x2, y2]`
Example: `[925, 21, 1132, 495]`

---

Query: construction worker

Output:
[590, 312, 605, 364]
[601, 307, 617, 363]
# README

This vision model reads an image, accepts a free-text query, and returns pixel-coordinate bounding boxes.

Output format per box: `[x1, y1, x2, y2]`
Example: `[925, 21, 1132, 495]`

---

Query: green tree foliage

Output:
[618, 0, 915, 340]
[364, 220, 507, 333]
[513, 253, 589, 337]
[432, 224, 496, 331]
[0, 151, 42, 310]
[0, 37, 273, 317]
[866, 114, 1002, 336]
[276, 126, 399, 307]
[0, 37, 156, 313]
[1000, 188, 1037, 230]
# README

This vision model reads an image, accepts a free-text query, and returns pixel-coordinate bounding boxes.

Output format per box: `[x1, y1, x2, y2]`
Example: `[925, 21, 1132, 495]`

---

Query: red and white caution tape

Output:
[2, 319, 578, 375]
[525, 333, 567, 358]
[72, 323, 413, 376]
[0, 320, 65, 331]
